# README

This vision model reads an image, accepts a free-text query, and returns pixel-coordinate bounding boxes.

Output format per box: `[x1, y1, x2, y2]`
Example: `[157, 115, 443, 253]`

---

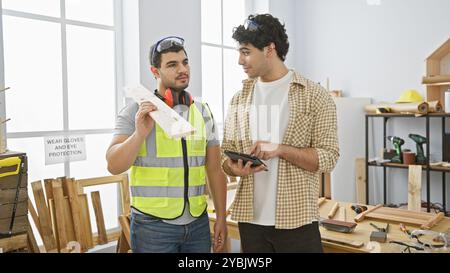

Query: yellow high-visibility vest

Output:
[130, 102, 210, 219]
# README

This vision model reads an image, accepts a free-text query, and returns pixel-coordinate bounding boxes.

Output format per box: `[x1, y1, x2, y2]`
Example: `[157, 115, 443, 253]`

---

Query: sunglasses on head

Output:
[243, 19, 260, 31]
[151, 36, 185, 65]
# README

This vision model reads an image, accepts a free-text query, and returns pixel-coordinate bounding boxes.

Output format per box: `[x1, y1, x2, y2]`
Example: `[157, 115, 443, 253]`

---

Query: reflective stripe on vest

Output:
[130, 102, 209, 219]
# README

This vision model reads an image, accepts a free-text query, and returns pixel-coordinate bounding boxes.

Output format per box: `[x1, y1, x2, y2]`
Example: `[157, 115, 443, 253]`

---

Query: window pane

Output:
[223, 48, 246, 117]
[66, 25, 115, 130]
[201, 0, 221, 44]
[7, 137, 65, 183]
[70, 134, 112, 179]
[201, 46, 223, 124]
[223, 0, 246, 47]
[3, 16, 63, 132]
[65, 0, 114, 26]
[2, 0, 60, 17]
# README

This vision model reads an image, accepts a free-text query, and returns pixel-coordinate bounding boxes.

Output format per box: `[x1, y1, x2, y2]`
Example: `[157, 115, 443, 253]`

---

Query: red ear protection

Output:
[161, 88, 193, 108]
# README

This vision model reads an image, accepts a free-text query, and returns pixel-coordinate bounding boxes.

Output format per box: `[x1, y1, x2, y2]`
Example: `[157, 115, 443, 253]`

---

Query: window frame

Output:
[0, 0, 124, 177]
[200, 0, 252, 127]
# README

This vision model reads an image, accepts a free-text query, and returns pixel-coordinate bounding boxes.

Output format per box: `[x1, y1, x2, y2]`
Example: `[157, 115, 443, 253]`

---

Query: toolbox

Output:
[0, 151, 28, 236]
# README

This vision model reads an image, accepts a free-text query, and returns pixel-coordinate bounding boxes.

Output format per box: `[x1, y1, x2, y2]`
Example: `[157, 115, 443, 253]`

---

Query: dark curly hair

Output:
[149, 44, 187, 68]
[232, 14, 289, 61]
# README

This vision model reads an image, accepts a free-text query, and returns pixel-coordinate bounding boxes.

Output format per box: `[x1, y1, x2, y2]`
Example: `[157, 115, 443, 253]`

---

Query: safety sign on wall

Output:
[44, 135, 87, 165]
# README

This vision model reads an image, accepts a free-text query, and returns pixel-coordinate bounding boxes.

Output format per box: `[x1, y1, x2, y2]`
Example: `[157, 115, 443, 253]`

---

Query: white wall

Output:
[267, 0, 296, 69]
[295, 0, 450, 208]
[138, 0, 202, 98]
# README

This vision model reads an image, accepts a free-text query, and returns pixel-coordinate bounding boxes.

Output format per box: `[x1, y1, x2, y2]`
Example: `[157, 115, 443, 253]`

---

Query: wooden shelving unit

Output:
[423, 38, 450, 111]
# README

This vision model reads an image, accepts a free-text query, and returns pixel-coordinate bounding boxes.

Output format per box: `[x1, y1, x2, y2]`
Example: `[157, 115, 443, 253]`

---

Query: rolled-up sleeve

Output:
[311, 88, 340, 173]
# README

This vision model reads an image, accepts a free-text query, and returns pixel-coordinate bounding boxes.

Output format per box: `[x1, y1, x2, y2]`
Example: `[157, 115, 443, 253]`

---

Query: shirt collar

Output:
[242, 69, 306, 88]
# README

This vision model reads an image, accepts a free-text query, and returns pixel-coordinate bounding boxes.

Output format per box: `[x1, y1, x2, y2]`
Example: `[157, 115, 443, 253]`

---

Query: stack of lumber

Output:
[28, 174, 130, 253]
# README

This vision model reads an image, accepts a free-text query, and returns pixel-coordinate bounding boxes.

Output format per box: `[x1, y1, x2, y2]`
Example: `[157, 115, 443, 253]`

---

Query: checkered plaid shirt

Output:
[221, 70, 339, 229]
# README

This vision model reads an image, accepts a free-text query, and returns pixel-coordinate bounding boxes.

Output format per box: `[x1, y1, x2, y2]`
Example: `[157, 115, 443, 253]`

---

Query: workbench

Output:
[208, 193, 450, 253]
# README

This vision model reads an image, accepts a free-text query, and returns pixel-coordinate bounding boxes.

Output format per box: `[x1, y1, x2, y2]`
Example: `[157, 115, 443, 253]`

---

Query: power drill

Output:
[409, 134, 427, 164]
[387, 136, 405, 163]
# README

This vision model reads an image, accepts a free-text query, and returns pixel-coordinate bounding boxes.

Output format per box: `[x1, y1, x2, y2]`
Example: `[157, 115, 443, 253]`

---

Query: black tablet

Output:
[224, 150, 267, 167]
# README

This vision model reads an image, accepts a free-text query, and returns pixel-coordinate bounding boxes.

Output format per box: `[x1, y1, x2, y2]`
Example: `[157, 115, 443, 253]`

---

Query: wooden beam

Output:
[0, 234, 27, 252]
[27, 199, 42, 236]
[31, 181, 57, 252]
[27, 226, 40, 253]
[91, 191, 108, 245]
[118, 215, 131, 248]
[52, 179, 68, 251]
[66, 178, 84, 252]
[355, 158, 367, 204]
[408, 165, 422, 212]
[79, 194, 93, 250]
[63, 197, 76, 242]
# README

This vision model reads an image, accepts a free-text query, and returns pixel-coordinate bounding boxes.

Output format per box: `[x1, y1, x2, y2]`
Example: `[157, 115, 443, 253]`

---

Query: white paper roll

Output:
[446, 89, 450, 113]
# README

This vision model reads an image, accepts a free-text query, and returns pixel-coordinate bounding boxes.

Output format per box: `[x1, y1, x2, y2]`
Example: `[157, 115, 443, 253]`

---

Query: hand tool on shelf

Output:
[408, 134, 427, 164]
[387, 136, 405, 163]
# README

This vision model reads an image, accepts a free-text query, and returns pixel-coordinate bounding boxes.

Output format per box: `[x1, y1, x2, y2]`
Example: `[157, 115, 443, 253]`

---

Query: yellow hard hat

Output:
[396, 89, 423, 103]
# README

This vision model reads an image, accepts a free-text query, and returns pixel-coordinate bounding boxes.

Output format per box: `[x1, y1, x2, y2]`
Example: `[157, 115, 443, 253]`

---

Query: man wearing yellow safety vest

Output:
[106, 36, 228, 253]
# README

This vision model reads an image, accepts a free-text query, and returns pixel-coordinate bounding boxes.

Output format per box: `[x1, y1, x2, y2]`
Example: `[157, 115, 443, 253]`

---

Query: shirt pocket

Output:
[289, 113, 313, 147]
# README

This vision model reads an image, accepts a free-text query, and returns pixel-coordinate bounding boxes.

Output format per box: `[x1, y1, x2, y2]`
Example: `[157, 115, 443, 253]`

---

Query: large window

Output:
[0, 0, 123, 234]
[201, 0, 248, 137]
[1, 0, 121, 179]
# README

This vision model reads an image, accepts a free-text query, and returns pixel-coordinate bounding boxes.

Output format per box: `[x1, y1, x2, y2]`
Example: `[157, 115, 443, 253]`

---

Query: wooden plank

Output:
[408, 165, 422, 212]
[27, 226, 40, 253]
[27, 199, 42, 236]
[43, 179, 54, 207]
[120, 174, 131, 215]
[91, 191, 108, 245]
[367, 213, 425, 226]
[77, 174, 127, 188]
[0, 201, 27, 219]
[355, 158, 366, 204]
[0, 233, 27, 252]
[422, 212, 445, 229]
[377, 207, 430, 220]
[52, 179, 68, 251]
[0, 215, 28, 233]
[57, 177, 70, 197]
[48, 199, 59, 251]
[31, 181, 57, 252]
[63, 197, 76, 242]
[66, 178, 84, 252]
[118, 215, 131, 248]
[0, 188, 28, 203]
[93, 228, 121, 246]
[0, 173, 27, 190]
[116, 232, 130, 253]
[79, 194, 93, 250]
[321, 235, 364, 249]
[77, 174, 130, 215]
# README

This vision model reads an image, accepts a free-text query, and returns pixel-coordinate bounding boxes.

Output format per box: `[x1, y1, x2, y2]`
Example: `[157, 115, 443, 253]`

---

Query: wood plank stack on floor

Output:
[28, 174, 130, 253]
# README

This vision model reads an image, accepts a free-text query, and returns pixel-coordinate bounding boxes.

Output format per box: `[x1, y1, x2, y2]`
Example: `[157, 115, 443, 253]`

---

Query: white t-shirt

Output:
[249, 70, 293, 226]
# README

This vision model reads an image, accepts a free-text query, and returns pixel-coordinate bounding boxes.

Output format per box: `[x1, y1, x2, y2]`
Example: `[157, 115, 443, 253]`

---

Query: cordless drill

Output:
[409, 134, 427, 164]
[387, 136, 405, 163]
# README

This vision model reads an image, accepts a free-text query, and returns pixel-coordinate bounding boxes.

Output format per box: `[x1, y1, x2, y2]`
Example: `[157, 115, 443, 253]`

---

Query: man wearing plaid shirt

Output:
[221, 14, 339, 253]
